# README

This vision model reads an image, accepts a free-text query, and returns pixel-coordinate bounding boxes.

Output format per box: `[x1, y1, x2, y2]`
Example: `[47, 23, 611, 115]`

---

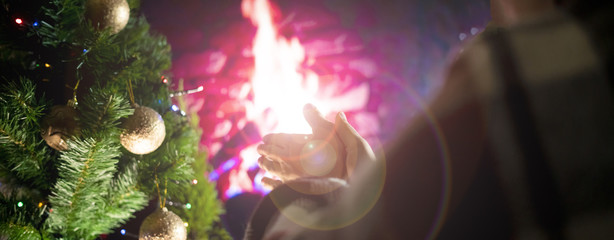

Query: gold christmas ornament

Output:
[41, 104, 79, 151]
[120, 105, 165, 155]
[139, 207, 187, 240]
[84, 0, 130, 34]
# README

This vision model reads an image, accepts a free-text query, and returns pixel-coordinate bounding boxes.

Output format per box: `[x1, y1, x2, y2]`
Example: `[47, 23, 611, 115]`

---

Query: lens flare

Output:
[300, 140, 338, 177]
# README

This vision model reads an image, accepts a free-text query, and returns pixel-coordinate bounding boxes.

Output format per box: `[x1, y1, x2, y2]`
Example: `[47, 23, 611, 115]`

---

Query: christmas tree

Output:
[0, 0, 228, 239]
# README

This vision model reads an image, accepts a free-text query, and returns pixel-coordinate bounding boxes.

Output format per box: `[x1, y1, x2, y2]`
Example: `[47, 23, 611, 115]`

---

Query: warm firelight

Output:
[218, 0, 370, 197]
[242, 0, 323, 134]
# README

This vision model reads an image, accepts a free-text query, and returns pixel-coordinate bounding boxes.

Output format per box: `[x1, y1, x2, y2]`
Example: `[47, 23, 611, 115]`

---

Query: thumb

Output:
[335, 112, 360, 177]
[334, 112, 360, 149]
[303, 104, 334, 135]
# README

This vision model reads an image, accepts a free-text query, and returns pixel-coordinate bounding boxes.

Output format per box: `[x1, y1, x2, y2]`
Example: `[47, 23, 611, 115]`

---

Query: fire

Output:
[220, 0, 369, 196]
[242, 0, 322, 134]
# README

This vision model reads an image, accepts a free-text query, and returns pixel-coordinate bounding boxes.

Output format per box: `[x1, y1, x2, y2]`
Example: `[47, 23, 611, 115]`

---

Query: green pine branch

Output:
[38, 0, 85, 47]
[0, 191, 49, 240]
[165, 100, 229, 239]
[104, 160, 147, 225]
[171, 151, 230, 240]
[0, 79, 53, 191]
[0, 79, 47, 128]
[46, 89, 134, 239]
[135, 111, 197, 197]
[77, 87, 133, 135]
[103, 16, 172, 109]
[1, 0, 228, 239]
[0, 223, 42, 240]
[47, 136, 120, 239]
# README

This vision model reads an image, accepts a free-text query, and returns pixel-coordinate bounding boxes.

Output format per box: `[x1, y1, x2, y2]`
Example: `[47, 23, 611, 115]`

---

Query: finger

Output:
[303, 104, 334, 135]
[263, 133, 311, 146]
[335, 112, 373, 177]
[261, 177, 283, 190]
[334, 112, 360, 149]
[258, 156, 280, 174]
[257, 143, 288, 160]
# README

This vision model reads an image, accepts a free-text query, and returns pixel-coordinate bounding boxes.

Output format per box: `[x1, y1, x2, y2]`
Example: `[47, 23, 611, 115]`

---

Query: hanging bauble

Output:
[139, 207, 187, 240]
[84, 0, 130, 34]
[120, 105, 165, 155]
[40, 104, 79, 151]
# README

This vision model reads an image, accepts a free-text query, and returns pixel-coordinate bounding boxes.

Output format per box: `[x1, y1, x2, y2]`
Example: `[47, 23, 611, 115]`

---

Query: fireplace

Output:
[143, 0, 490, 202]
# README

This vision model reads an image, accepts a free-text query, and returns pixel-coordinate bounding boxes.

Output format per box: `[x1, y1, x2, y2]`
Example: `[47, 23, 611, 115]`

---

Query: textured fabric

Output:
[445, 9, 614, 239]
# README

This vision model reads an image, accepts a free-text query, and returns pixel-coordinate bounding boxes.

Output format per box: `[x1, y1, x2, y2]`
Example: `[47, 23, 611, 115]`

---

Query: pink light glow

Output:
[243, 0, 321, 134]
[144, 0, 492, 203]
[230, 0, 370, 193]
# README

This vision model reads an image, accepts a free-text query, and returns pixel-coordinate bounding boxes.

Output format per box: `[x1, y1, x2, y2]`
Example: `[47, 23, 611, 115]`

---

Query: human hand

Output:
[257, 104, 376, 189]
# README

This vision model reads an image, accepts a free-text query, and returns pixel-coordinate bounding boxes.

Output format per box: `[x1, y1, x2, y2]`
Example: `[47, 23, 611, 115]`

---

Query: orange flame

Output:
[242, 0, 321, 134]
[234, 0, 370, 193]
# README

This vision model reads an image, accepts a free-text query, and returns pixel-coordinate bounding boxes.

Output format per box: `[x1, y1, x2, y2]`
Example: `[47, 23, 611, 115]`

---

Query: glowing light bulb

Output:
[17, 201, 23, 207]
[32, 21, 39, 27]
[120, 229, 126, 235]
[184, 222, 189, 227]
[38, 202, 43, 208]
[15, 18, 23, 24]
[191, 179, 198, 184]
[44, 63, 51, 68]
[185, 203, 192, 209]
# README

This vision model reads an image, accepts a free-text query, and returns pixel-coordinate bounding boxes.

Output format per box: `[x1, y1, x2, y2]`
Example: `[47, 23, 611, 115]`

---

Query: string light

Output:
[32, 21, 39, 27]
[38, 202, 43, 208]
[184, 222, 189, 228]
[169, 86, 204, 97]
[191, 179, 198, 185]
[44, 63, 51, 68]
[459, 33, 467, 41]
[17, 201, 23, 207]
[15, 18, 23, 25]
[161, 76, 168, 84]
[120, 229, 126, 235]
[185, 203, 192, 209]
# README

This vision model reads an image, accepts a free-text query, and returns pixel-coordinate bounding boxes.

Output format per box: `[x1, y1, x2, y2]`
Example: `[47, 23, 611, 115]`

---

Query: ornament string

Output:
[154, 171, 168, 209]
[127, 78, 136, 106]
[164, 178, 168, 208]
[72, 78, 80, 106]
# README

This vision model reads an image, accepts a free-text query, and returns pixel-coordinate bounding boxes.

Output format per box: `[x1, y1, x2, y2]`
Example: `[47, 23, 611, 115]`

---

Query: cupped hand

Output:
[257, 104, 376, 189]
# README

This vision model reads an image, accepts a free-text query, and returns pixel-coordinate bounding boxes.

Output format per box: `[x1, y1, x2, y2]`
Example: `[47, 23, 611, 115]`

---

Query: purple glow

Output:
[221, 159, 237, 172]
[225, 185, 243, 199]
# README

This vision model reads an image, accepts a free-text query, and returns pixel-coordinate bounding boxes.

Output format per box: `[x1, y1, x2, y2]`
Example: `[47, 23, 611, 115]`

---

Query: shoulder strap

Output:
[486, 29, 567, 240]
